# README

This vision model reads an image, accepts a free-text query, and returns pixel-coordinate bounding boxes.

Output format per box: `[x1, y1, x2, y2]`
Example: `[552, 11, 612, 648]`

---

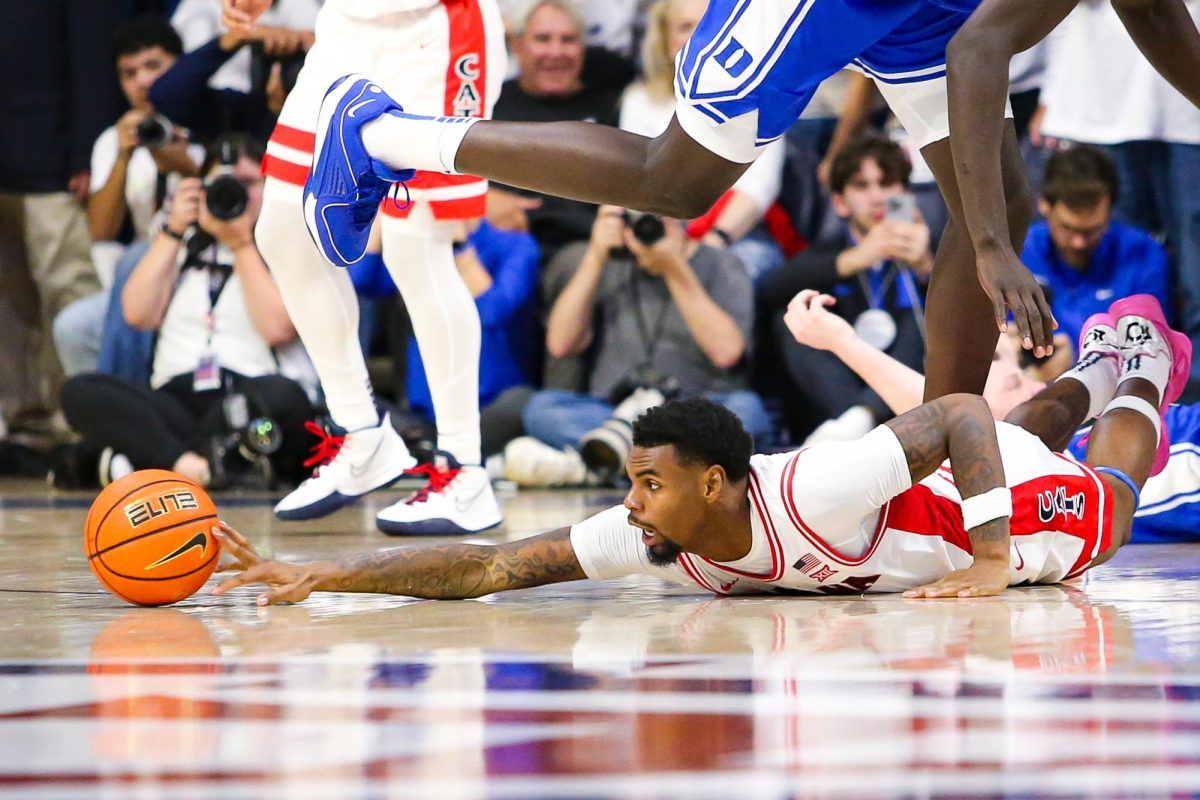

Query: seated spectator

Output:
[489, 0, 623, 263]
[621, 0, 786, 281]
[757, 135, 932, 442]
[1023, 145, 1170, 348]
[348, 218, 542, 461]
[56, 15, 206, 379]
[171, 0, 319, 93]
[149, 13, 311, 141]
[504, 206, 770, 487]
[58, 136, 314, 489]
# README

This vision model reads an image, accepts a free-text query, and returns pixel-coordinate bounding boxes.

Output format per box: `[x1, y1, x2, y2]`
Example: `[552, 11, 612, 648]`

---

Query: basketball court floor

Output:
[2, 478, 1200, 798]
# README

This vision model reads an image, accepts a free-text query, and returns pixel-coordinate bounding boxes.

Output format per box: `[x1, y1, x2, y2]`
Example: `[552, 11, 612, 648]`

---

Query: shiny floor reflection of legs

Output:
[2, 481, 1200, 798]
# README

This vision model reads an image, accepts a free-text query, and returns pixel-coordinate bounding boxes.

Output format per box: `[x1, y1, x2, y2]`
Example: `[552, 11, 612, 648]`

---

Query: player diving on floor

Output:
[214, 295, 1190, 604]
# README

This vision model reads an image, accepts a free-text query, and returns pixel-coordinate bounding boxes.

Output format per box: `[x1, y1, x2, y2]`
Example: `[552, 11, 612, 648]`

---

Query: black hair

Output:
[632, 398, 753, 482]
[1041, 145, 1120, 210]
[829, 134, 912, 195]
[111, 15, 183, 64]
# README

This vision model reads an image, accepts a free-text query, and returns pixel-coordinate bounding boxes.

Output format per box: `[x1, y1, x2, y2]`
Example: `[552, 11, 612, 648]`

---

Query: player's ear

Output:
[703, 466, 725, 501]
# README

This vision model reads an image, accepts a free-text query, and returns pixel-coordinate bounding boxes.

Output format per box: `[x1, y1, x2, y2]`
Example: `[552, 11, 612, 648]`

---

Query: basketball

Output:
[84, 469, 222, 607]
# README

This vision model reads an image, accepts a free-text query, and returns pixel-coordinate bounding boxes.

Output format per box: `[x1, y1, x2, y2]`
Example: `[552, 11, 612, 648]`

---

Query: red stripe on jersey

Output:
[779, 451, 892, 566]
[443, 0, 488, 119]
[269, 124, 316, 154]
[881, 484, 972, 552]
[701, 470, 784, 581]
[679, 553, 723, 594]
[379, 192, 487, 220]
[262, 153, 310, 187]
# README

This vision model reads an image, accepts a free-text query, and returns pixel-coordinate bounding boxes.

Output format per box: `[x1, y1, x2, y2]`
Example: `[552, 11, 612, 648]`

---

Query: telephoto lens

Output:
[204, 174, 249, 221]
[135, 115, 174, 148]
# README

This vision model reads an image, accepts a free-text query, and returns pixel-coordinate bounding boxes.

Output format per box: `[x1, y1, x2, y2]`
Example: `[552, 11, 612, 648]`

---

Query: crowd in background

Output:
[1, 0, 1197, 491]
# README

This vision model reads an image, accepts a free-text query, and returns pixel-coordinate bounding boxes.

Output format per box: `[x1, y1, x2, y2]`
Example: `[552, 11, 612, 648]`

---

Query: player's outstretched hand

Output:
[784, 290, 854, 352]
[211, 522, 326, 605]
[975, 249, 1056, 358]
[902, 558, 1009, 599]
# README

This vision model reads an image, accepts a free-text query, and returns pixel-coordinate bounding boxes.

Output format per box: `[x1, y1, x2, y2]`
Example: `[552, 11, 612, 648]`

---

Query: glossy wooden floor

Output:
[2, 478, 1200, 799]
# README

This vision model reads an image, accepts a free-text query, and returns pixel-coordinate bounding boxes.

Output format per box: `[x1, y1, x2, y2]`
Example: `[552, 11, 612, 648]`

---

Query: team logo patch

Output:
[1038, 486, 1086, 524]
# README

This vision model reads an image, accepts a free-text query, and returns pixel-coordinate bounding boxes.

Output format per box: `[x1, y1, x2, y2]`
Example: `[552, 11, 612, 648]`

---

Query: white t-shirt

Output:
[581, 0, 639, 57]
[89, 126, 205, 242]
[1040, 0, 1200, 145]
[620, 83, 785, 213]
[151, 241, 279, 389]
[171, 0, 321, 93]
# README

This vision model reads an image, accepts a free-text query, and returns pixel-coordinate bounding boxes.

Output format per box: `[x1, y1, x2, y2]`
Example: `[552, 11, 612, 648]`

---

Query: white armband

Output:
[960, 487, 1013, 530]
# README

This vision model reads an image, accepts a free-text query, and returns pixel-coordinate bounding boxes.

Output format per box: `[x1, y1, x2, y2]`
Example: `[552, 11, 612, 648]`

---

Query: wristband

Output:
[452, 239, 472, 256]
[960, 486, 1012, 530]
[711, 228, 733, 247]
[162, 226, 186, 241]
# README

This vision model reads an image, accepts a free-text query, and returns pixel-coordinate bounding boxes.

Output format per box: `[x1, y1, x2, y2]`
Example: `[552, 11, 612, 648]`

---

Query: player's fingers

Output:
[212, 568, 262, 595]
[992, 296, 1008, 334]
[1008, 292, 1035, 351]
[1021, 293, 1047, 356]
[1034, 288, 1057, 352]
[259, 581, 303, 606]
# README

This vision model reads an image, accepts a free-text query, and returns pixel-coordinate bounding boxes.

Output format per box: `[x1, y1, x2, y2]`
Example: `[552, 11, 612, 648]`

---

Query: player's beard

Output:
[645, 538, 683, 567]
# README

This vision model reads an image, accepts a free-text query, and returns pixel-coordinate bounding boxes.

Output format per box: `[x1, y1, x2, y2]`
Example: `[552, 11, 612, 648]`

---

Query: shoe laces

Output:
[386, 180, 411, 213]
[302, 420, 346, 473]
[402, 462, 461, 504]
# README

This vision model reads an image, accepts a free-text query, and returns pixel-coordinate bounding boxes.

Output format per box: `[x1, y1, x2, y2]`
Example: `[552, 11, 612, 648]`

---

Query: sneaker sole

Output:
[376, 515, 503, 537]
[1108, 294, 1194, 475]
[304, 74, 371, 267]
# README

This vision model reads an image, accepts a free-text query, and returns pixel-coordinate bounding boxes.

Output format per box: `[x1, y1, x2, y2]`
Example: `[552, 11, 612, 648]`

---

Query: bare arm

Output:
[665, 263, 746, 369]
[122, 232, 185, 330]
[1114, 0, 1200, 108]
[886, 394, 1012, 597]
[88, 152, 132, 241]
[944, 0, 1073, 354]
[213, 523, 586, 605]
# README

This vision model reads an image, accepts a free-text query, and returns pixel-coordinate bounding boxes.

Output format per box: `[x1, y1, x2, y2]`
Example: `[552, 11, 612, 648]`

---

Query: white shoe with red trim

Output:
[274, 413, 416, 521]
[376, 452, 503, 536]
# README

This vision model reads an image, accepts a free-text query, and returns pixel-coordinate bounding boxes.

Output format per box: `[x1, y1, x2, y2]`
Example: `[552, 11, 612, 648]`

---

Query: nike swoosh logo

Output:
[346, 99, 374, 119]
[349, 436, 386, 478]
[719, 579, 738, 592]
[1014, 545, 1025, 571]
[146, 532, 208, 571]
[454, 485, 483, 513]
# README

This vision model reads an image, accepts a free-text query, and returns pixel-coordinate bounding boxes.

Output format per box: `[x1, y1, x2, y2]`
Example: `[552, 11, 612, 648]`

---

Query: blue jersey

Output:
[673, 0, 979, 162]
[1068, 404, 1200, 544]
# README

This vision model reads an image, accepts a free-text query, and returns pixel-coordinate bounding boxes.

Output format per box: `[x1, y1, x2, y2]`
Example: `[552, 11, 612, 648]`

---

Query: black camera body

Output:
[608, 366, 681, 407]
[207, 392, 283, 490]
[135, 114, 175, 148]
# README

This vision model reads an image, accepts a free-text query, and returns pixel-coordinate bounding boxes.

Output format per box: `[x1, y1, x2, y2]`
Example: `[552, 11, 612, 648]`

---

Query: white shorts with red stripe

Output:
[263, 0, 506, 219]
[568, 421, 1115, 598]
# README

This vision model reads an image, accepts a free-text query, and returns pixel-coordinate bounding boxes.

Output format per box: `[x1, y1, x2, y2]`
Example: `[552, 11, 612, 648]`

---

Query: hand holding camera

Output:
[624, 215, 687, 279]
[588, 205, 627, 258]
[165, 177, 202, 237]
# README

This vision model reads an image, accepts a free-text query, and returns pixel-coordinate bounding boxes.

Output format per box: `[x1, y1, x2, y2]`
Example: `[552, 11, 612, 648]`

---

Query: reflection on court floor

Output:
[1, 483, 1199, 798]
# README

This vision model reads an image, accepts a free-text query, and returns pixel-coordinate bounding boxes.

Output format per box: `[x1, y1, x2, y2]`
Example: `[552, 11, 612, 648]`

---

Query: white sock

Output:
[361, 113, 481, 175]
[381, 208, 482, 464]
[1057, 352, 1119, 422]
[256, 181, 379, 432]
[1100, 395, 1162, 442]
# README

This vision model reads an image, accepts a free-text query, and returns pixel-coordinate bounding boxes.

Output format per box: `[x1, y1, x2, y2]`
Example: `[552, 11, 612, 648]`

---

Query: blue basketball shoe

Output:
[303, 74, 415, 268]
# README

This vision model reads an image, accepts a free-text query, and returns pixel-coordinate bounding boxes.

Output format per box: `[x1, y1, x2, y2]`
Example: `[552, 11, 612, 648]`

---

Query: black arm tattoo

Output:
[316, 527, 587, 600]
[887, 394, 1010, 553]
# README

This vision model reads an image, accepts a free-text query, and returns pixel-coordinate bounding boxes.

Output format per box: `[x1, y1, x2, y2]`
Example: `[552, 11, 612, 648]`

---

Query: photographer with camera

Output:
[757, 135, 932, 445]
[58, 135, 314, 489]
[504, 205, 771, 487]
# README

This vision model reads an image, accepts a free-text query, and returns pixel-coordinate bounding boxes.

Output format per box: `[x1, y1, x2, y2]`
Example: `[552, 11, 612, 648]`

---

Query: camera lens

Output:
[205, 174, 249, 221]
[135, 116, 169, 148]
[629, 213, 666, 246]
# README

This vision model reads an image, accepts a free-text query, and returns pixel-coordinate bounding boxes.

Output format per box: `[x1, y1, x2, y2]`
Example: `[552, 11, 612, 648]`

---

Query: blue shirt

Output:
[348, 222, 540, 417]
[1022, 220, 1170, 347]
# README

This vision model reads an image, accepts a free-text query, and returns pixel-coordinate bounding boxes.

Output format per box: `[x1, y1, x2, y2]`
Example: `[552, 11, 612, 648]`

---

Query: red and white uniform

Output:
[263, 0, 506, 218]
[571, 422, 1114, 595]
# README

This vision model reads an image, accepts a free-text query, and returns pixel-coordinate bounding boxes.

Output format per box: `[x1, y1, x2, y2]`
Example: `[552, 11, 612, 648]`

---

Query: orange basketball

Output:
[84, 469, 221, 607]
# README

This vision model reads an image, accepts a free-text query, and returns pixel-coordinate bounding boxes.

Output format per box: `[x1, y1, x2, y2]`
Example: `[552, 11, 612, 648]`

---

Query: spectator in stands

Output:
[757, 135, 932, 444]
[0, 0, 121, 446]
[621, 0, 785, 281]
[59, 136, 313, 488]
[503, 206, 769, 487]
[1033, 2, 1200, 373]
[348, 218, 542, 461]
[149, 10, 311, 141]
[171, 0, 319, 93]
[55, 16, 207, 378]
[1022, 146, 1170, 349]
[489, 0, 624, 263]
